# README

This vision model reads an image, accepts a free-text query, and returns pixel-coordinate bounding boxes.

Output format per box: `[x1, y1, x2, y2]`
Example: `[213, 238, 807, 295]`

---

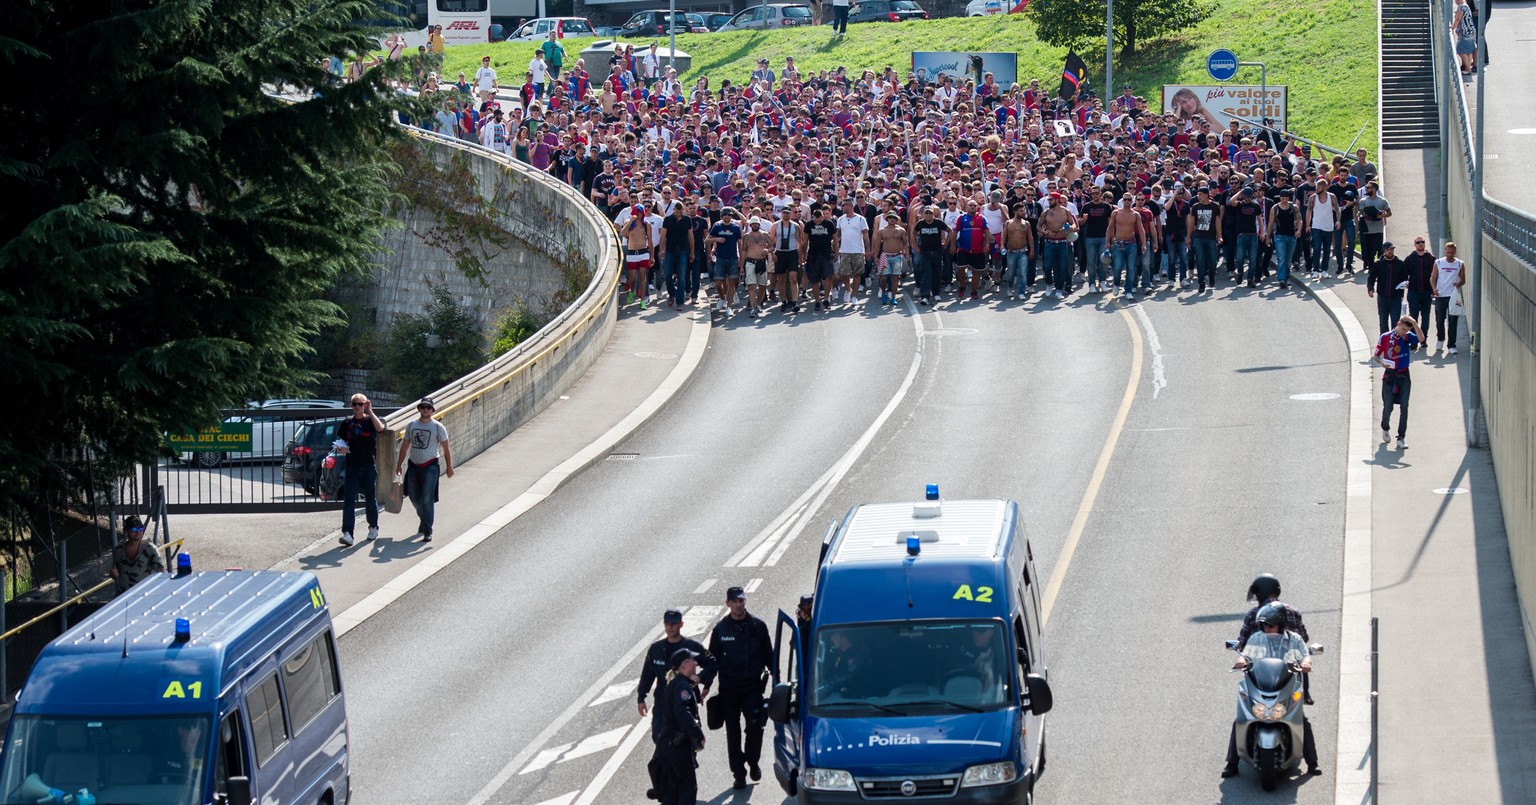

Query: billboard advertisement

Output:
[912, 52, 1019, 90]
[1161, 84, 1288, 132]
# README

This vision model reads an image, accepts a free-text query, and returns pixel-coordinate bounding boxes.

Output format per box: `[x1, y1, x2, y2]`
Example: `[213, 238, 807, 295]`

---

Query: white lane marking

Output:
[692, 578, 716, 594]
[557, 726, 629, 763]
[572, 719, 651, 805]
[520, 742, 574, 775]
[335, 310, 713, 638]
[730, 294, 927, 568]
[466, 603, 701, 804]
[744, 578, 763, 594]
[531, 792, 579, 805]
[1132, 304, 1167, 399]
[588, 681, 636, 708]
[682, 606, 722, 638]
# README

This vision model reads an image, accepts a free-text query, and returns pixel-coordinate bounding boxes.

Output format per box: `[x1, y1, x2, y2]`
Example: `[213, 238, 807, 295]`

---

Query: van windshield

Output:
[0, 715, 211, 805]
[811, 620, 1013, 715]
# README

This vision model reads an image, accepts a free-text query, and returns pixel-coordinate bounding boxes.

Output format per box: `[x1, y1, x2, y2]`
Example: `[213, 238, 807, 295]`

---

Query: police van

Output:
[767, 491, 1052, 803]
[0, 571, 349, 805]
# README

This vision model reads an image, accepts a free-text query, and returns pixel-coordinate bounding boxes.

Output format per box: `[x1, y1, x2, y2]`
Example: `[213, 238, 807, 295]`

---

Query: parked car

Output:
[965, 0, 1007, 14]
[617, 10, 699, 37]
[838, 0, 928, 23]
[718, 3, 813, 31]
[701, 12, 734, 30]
[684, 13, 711, 32]
[505, 16, 596, 41]
[281, 418, 351, 495]
[182, 399, 346, 469]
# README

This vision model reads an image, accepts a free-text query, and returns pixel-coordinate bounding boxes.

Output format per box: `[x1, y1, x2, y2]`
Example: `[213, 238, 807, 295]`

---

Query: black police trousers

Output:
[648, 740, 697, 805]
[1225, 717, 1319, 769]
[717, 683, 766, 779]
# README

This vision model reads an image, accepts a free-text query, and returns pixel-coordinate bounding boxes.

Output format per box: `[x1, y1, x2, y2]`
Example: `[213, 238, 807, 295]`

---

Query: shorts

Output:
[745, 258, 770, 286]
[774, 250, 800, 275]
[879, 253, 907, 276]
[837, 253, 865, 278]
[712, 258, 739, 281]
[804, 255, 833, 283]
[625, 248, 652, 271]
[957, 251, 987, 270]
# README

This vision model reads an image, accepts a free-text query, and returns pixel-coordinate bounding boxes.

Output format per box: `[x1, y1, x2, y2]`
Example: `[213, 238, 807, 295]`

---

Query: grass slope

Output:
[442, 0, 1377, 153]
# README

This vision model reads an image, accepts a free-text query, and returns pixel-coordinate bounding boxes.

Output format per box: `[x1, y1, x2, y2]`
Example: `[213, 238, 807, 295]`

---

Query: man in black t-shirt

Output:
[1229, 187, 1264, 286]
[804, 208, 837, 311]
[659, 206, 695, 311]
[1187, 185, 1224, 293]
[911, 205, 950, 305]
[1080, 188, 1114, 292]
[1163, 186, 1192, 287]
[337, 393, 386, 547]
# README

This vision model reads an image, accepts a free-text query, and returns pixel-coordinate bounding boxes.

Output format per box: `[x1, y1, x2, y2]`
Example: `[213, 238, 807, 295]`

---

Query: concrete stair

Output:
[1381, 0, 1440, 149]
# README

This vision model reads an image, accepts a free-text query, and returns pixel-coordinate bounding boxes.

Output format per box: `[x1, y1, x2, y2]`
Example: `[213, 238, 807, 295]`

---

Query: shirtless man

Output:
[741, 218, 775, 318]
[1003, 205, 1035, 300]
[1107, 194, 1147, 297]
[1038, 192, 1077, 299]
[874, 211, 911, 305]
[599, 83, 618, 119]
[622, 203, 654, 307]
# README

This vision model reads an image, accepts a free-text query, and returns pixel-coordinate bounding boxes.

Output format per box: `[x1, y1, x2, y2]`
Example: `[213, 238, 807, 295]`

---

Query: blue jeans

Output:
[1084, 237, 1107, 286]
[1164, 235, 1188, 282]
[1112, 241, 1139, 291]
[1273, 235, 1297, 283]
[1043, 241, 1072, 293]
[915, 252, 940, 298]
[1335, 219, 1357, 272]
[1235, 233, 1259, 281]
[1006, 251, 1030, 295]
[1377, 294, 1402, 337]
[832, 4, 849, 32]
[341, 462, 378, 536]
[1310, 229, 1334, 275]
[1406, 290, 1432, 333]
[689, 252, 706, 299]
[404, 461, 441, 536]
[663, 249, 689, 305]
[1191, 238, 1219, 287]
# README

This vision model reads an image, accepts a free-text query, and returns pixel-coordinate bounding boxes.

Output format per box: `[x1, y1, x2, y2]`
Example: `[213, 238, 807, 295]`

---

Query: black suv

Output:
[281, 418, 348, 495]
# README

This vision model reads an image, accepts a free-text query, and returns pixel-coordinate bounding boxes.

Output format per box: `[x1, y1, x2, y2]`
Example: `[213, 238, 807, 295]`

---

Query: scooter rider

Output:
[1223, 604, 1321, 779]
[1237, 573, 1312, 704]
[707, 585, 774, 790]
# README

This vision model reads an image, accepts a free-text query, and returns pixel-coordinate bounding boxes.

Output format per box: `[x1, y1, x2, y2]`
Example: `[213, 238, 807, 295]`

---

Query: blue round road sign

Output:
[1207, 49, 1239, 82]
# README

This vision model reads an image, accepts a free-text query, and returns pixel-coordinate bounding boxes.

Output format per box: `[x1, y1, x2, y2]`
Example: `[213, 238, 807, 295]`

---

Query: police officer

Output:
[1236, 573, 1312, 704]
[650, 648, 706, 805]
[638, 609, 715, 721]
[707, 585, 773, 790]
[795, 594, 814, 657]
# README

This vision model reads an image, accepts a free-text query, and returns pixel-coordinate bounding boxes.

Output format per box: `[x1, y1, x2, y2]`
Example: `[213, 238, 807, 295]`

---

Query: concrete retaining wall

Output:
[380, 132, 621, 465]
[1479, 236, 1536, 679]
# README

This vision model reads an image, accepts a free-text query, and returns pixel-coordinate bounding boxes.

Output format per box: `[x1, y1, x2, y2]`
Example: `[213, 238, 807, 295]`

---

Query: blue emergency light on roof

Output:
[906, 535, 922, 556]
[925, 484, 940, 501]
[176, 552, 192, 577]
[173, 618, 191, 643]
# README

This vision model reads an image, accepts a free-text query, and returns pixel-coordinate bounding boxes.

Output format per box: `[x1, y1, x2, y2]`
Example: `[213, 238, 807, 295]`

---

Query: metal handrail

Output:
[0, 539, 184, 643]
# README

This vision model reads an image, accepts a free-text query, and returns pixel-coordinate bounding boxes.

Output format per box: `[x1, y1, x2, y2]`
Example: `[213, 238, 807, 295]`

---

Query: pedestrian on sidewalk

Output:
[1356, 181, 1391, 271]
[394, 398, 453, 543]
[707, 586, 772, 790]
[1403, 236, 1437, 347]
[110, 515, 166, 594]
[1434, 242, 1468, 355]
[1374, 314, 1425, 450]
[338, 393, 385, 547]
[1367, 241, 1408, 336]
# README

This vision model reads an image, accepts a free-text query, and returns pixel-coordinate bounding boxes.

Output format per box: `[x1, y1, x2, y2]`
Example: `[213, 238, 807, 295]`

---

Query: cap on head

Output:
[669, 648, 699, 669]
[1382, 241, 1395, 250]
[662, 609, 684, 624]
[417, 397, 436, 411]
[726, 586, 746, 601]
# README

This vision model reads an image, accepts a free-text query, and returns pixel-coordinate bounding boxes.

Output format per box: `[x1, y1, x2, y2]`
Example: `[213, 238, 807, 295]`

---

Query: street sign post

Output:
[1206, 49, 1239, 82]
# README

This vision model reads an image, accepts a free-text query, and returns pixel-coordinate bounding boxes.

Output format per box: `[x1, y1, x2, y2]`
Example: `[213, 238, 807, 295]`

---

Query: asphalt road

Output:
[336, 279, 1349, 805]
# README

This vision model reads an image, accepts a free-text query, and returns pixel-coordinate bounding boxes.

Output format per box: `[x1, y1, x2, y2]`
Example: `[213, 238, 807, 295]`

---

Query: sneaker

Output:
[1306, 765, 1324, 777]
[920, 297, 931, 306]
[1382, 428, 1391, 444]
[750, 763, 762, 781]
[422, 532, 433, 542]
[640, 297, 648, 309]
[1398, 438, 1408, 450]
[409, 532, 424, 541]
[1436, 340, 1444, 351]
[1198, 281, 1206, 293]
[732, 776, 747, 790]
[339, 532, 354, 547]
[725, 305, 735, 316]
[1221, 764, 1239, 779]
[366, 526, 378, 541]
[748, 309, 758, 319]
[1448, 346, 1458, 356]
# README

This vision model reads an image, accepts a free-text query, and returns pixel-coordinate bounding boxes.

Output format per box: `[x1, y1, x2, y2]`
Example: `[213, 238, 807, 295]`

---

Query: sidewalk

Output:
[1325, 146, 1536, 803]
[173, 302, 709, 620]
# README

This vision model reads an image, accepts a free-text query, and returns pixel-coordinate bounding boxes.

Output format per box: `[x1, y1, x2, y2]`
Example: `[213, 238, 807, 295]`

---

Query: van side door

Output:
[244, 666, 293, 805]
[213, 706, 254, 804]
[768, 610, 803, 796]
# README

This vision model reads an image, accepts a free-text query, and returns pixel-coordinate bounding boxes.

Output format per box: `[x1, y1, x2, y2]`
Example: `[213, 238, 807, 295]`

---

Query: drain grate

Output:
[606, 453, 639, 461]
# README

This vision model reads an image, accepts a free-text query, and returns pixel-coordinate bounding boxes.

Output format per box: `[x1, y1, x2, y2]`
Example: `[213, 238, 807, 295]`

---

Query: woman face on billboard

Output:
[1170, 87, 1221, 128]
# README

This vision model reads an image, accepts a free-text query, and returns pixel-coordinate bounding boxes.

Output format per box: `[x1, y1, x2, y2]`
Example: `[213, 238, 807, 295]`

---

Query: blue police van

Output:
[766, 493, 1053, 803]
[0, 570, 350, 805]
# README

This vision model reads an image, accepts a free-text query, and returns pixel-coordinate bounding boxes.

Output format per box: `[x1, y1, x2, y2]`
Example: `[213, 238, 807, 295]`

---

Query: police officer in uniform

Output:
[638, 609, 715, 720]
[650, 648, 706, 805]
[707, 586, 773, 790]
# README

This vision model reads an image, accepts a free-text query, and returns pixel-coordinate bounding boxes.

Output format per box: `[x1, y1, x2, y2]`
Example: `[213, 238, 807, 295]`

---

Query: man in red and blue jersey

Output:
[949, 199, 992, 300]
[1373, 314, 1425, 450]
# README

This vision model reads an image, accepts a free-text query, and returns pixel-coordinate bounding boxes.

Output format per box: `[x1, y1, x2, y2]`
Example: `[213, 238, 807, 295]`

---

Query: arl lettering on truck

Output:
[767, 489, 1053, 804]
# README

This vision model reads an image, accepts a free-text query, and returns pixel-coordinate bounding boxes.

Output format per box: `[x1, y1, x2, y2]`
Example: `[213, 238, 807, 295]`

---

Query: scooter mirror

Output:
[1224, 639, 1240, 651]
[1309, 643, 1325, 654]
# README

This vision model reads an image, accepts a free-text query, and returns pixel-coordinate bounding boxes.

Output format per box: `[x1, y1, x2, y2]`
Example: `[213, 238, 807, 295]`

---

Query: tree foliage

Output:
[0, 0, 416, 512]
[1027, 0, 1213, 59]
[380, 285, 487, 402]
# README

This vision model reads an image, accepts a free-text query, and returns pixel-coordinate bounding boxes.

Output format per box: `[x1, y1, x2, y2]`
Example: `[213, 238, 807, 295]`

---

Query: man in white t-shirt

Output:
[831, 0, 852, 35]
[528, 51, 548, 98]
[474, 56, 497, 102]
[834, 199, 870, 302]
[393, 398, 453, 542]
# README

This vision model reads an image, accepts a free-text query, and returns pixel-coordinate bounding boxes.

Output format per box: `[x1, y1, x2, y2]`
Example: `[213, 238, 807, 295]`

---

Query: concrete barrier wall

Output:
[380, 131, 620, 465]
[1479, 236, 1536, 678]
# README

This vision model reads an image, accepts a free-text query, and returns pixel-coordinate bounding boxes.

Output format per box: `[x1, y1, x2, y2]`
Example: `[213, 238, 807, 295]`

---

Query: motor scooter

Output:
[1225, 638, 1324, 790]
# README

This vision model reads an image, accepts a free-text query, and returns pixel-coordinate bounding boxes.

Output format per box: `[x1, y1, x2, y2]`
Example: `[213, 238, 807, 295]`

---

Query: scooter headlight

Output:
[801, 768, 857, 791]
[1251, 702, 1268, 720]
[1269, 703, 1287, 721]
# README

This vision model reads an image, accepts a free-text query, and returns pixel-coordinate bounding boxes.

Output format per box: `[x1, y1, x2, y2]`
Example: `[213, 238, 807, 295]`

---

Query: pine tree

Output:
[0, 0, 415, 511]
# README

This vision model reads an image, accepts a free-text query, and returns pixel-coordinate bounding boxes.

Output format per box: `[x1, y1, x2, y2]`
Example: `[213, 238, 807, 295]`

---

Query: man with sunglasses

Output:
[110, 515, 165, 594]
[338, 393, 386, 547]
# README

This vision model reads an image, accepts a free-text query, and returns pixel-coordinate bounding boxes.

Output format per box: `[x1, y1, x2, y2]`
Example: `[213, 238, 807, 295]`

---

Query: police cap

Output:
[726, 586, 747, 601]
[669, 648, 699, 669]
[663, 609, 683, 624]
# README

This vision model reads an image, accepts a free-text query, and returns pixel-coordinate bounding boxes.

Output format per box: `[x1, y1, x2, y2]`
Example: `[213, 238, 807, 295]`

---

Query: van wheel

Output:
[1037, 736, 1047, 776]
